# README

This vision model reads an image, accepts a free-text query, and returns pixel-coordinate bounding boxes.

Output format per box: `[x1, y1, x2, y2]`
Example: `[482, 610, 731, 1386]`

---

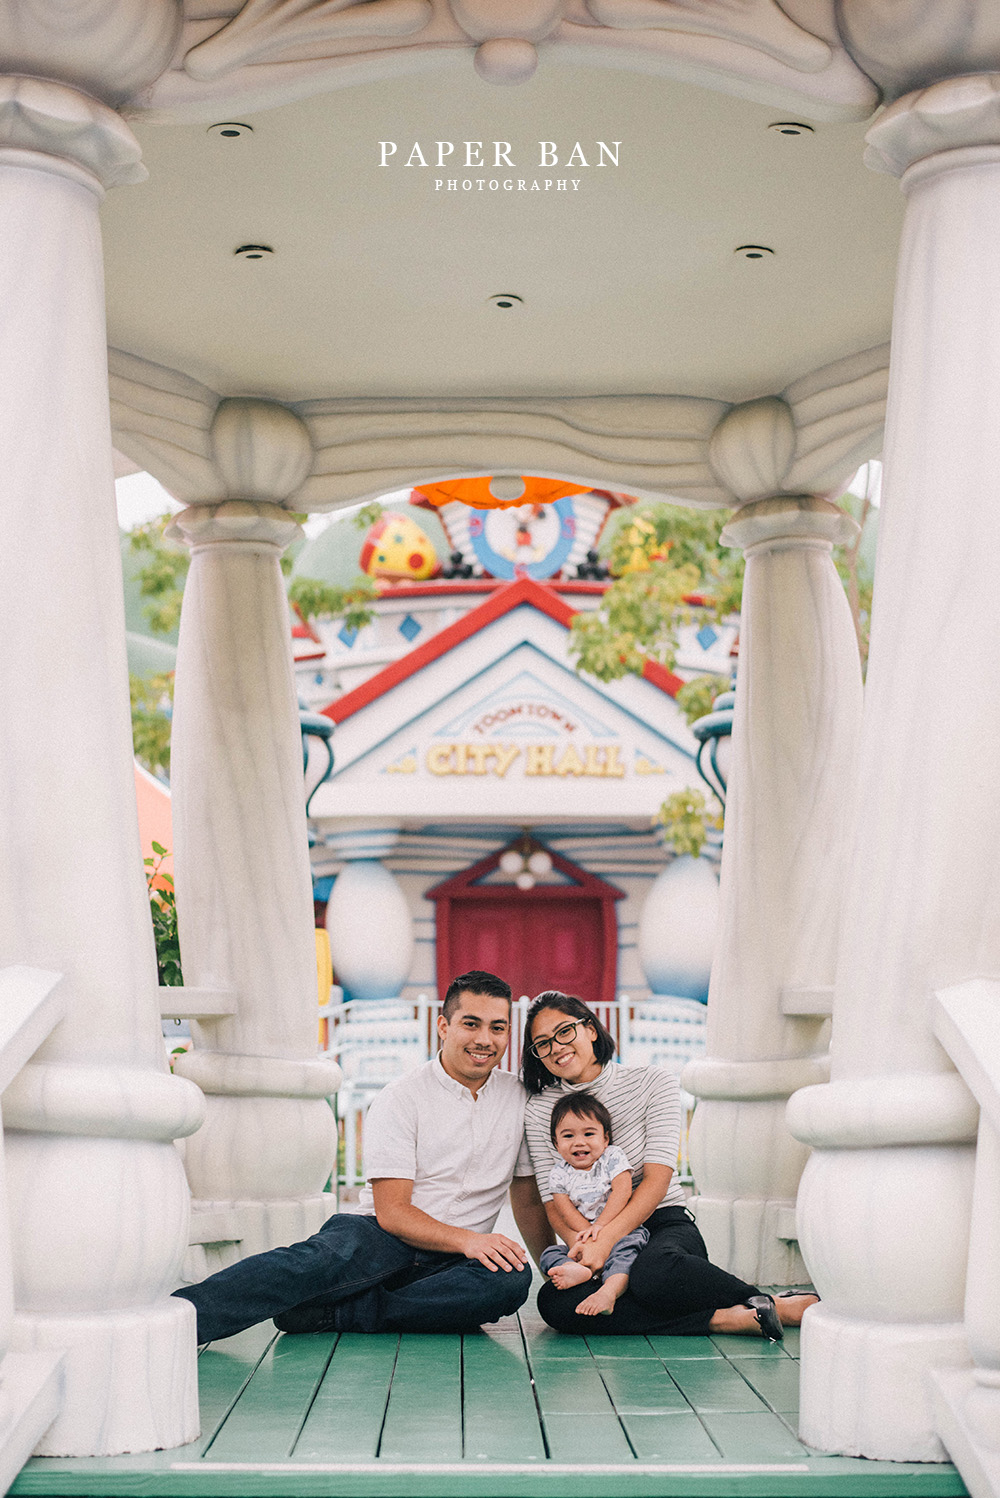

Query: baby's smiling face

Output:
[554, 1111, 609, 1171]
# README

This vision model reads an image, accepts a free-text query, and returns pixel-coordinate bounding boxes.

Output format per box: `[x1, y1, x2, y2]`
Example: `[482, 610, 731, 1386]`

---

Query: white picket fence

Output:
[322, 992, 707, 1191]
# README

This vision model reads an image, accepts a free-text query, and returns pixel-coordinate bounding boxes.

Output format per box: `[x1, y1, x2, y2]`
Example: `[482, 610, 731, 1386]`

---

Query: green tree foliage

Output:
[675, 674, 731, 727]
[569, 503, 743, 682]
[656, 787, 722, 859]
[352, 501, 384, 531]
[144, 842, 182, 987]
[129, 520, 188, 636]
[286, 575, 378, 634]
[130, 672, 174, 778]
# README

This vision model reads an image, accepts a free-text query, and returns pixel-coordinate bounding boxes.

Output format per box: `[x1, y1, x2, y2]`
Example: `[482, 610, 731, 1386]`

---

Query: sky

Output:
[115, 468, 882, 534]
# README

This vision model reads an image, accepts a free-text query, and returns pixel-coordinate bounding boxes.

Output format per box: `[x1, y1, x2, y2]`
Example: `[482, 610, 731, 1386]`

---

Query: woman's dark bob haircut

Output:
[521, 991, 617, 1095]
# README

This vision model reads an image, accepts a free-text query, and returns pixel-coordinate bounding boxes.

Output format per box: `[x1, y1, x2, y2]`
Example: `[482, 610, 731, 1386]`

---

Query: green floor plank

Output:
[584, 1335, 664, 1361]
[701, 1411, 811, 1460]
[646, 1335, 724, 1362]
[736, 1357, 801, 1414]
[594, 1358, 691, 1415]
[461, 1333, 547, 1462]
[292, 1334, 399, 1461]
[207, 1333, 337, 1461]
[376, 1335, 462, 1462]
[709, 1334, 795, 1361]
[520, 1329, 634, 1461]
[617, 1410, 723, 1462]
[667, 1358, 771, 1414]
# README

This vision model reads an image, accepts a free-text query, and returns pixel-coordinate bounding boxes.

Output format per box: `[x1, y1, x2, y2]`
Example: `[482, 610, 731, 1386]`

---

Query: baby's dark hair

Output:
[550, 1091, 614, 1146]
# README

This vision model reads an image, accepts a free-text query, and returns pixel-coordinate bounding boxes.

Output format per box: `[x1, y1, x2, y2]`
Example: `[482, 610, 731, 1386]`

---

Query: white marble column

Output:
[684, 494, 862, 1284]
[168, 473, 341, 1265]
[325, 824, 415, 1002]
[0, 55, 205, 1457]
[788, 75, 1000, 1460]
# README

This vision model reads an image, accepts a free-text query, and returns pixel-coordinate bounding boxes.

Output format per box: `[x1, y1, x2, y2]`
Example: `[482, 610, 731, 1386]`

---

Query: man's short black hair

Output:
[550, 1091, 614, 1146]
[442, 970, 512, 1020]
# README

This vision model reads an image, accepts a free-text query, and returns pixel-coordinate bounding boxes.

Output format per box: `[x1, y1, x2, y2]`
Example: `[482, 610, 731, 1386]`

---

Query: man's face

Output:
[437, 992, 511, 1090]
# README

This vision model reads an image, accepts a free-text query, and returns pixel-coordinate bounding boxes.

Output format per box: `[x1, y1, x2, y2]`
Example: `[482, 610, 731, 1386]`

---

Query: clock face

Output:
[467, 497, 577, 579]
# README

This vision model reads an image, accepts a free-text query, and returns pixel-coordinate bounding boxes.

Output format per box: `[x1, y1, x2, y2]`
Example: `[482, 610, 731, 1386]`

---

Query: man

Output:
[173, 971, 551, 1341]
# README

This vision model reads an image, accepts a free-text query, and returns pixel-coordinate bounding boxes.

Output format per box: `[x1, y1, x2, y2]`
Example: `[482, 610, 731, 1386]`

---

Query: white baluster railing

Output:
[0, 965, 67, 1491]
[932, 977, 1000, 1498]
[326, 993, 703, 1192]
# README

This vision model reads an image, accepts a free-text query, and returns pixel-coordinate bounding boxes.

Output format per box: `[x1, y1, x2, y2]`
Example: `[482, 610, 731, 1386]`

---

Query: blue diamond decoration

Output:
[398, 614, 422, 643]
[338, 624, 358, 649]
[696, 623, 719, 651]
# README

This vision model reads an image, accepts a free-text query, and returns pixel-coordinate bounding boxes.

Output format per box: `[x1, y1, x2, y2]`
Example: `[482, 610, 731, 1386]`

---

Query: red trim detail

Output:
[642, 658, 685, 696]
[290, 601, 322, 644]
[322, 575, 681, 723]
[427, 840, 624, 1008]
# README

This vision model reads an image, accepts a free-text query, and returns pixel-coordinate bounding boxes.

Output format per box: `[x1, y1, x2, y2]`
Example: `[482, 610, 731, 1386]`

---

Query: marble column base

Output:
[182, 1191, 337, 1281]
[798, 1306, 970, 1461]
[690, 1194, 808, 1285]
[11, 1297, 198, 1457]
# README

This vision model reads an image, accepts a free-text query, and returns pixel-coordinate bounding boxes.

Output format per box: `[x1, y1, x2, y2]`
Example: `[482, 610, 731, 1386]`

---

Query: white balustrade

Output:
[931, 979, 1000, 1498]
[0, 968, 68, 1487]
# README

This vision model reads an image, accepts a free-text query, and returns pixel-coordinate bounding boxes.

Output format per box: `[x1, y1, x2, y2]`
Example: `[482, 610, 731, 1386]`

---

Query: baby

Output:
[540, 1092, 650, 1316]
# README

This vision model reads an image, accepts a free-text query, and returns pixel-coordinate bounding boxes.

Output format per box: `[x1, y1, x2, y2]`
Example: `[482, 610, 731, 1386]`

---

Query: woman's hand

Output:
[569, 1232, 610, 1272]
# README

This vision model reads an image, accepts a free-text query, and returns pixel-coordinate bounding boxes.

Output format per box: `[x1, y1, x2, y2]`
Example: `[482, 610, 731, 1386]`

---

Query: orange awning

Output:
[414, 476, 591, 511]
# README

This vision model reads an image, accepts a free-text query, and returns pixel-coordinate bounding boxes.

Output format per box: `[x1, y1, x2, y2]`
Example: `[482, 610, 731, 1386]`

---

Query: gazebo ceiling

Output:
[100, 59, 904, 406]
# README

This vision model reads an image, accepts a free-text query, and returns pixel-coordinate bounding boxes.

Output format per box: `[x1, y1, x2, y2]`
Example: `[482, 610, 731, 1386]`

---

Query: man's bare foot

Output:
[775, 1292, 820, 1326]
[548, 1261, 592, 1291]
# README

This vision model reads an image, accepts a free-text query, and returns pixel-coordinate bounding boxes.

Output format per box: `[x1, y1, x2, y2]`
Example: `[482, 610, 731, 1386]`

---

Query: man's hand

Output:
[462, 1232, 528, 1273]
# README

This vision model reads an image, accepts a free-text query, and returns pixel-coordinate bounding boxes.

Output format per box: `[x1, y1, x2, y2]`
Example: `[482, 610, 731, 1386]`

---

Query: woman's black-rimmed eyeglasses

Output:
[529, 1019, 584, 1059]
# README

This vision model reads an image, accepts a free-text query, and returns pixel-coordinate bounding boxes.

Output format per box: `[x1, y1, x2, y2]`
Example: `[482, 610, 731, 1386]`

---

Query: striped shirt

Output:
[524, 1064, 686, 1210]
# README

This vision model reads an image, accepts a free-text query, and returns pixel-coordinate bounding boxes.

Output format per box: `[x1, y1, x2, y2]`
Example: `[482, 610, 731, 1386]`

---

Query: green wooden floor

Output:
[11, 1308, 968, 1498]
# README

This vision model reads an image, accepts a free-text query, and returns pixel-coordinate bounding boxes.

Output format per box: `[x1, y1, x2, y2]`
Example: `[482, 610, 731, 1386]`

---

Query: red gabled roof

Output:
[320, 576, 682, 725]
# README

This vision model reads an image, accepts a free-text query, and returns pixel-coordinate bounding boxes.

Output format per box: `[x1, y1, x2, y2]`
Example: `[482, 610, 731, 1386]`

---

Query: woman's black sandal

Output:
[746, 1294, 783, 1342]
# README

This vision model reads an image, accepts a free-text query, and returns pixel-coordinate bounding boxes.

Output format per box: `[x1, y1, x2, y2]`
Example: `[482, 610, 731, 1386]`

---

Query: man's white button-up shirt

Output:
[359, 1056, 532, 1234]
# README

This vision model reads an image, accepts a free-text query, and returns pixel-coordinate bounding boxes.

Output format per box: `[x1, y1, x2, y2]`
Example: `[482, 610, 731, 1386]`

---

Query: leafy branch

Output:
[130, 672, 174, 778]
[656, 787, 722, 860]
[144, 841, 183, 987]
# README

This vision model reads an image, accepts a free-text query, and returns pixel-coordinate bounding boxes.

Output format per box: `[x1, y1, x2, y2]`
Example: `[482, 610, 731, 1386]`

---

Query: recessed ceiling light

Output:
[734, 244, 775, 260]
[234, 244, 273, 260]
[489, 293, 524, 310]
[209, 122, 253, 138]
[769, 122, 814, 137]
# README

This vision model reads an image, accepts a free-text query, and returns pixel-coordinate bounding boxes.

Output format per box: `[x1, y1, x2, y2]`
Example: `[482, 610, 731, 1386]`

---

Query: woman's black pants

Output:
[536, 1205, 760, 1336]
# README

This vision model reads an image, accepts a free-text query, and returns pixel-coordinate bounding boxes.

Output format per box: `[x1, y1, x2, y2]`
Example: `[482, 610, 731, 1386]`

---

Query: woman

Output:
[522, 992, 818, 1339]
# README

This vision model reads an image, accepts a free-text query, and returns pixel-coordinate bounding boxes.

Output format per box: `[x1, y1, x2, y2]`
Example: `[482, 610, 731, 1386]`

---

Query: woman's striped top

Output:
[523, 1063, 687, 1210]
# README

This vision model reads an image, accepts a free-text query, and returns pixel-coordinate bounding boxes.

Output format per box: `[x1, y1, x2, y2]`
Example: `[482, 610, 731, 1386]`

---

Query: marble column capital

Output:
[865, 73, 1000, 180]
[0, 0, 180, 108]
[166, 499, 303, 554]
[720, 495, 859, 555]
[0, 76, 144, 190]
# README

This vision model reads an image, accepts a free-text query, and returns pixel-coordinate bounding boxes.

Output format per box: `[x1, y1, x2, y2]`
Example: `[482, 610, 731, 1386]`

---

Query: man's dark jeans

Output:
[173, 1213, 532, 1343]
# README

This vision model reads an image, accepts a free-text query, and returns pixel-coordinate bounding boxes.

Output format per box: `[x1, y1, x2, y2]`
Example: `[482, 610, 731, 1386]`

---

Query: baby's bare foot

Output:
[576, 1285, 617, 1316]
[548, 1262, 593, 1291]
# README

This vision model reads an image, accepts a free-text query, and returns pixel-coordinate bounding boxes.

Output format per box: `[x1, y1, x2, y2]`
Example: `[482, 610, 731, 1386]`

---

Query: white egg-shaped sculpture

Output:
[326, 860, 414, 1001]
[639, 854, 719, 1002]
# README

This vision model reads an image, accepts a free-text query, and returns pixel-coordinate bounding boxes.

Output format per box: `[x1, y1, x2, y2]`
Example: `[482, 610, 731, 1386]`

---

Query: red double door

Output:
[447, 895, 606, 1005]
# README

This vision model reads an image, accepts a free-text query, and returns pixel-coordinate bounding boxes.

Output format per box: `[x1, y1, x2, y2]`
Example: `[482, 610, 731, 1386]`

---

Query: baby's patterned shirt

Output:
[547, 1143, 632, 1222]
